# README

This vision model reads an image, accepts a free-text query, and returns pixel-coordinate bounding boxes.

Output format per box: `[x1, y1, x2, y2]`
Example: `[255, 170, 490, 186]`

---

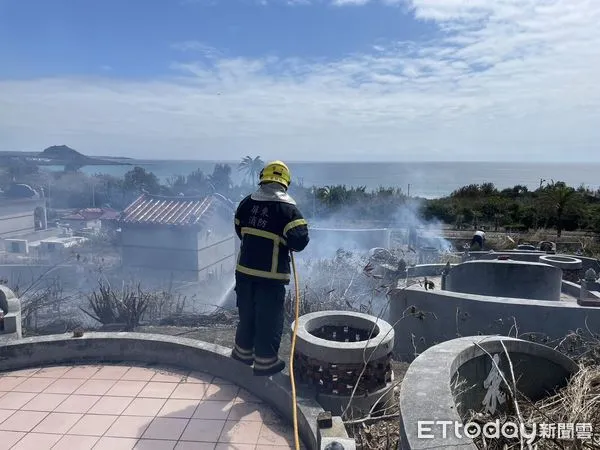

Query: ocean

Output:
[67, 160, 600, 199]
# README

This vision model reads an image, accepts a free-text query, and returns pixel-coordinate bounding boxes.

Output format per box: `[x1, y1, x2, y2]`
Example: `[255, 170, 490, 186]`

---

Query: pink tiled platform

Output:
[0, 364, 300, 450]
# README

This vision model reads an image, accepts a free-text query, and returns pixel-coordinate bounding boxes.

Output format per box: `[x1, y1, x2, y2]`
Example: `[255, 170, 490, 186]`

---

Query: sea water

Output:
[71, 160, 600, 199]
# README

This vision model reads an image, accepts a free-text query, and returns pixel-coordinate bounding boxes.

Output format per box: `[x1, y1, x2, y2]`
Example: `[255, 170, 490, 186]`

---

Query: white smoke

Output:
[299, 199, 454, 260]
[291, 198, 456, 318]
[393, 199, 454, 253]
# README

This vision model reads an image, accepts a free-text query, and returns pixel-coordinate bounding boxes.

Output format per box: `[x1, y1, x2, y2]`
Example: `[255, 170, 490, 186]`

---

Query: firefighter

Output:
[471, 229, 486, 250]
[232, 160, 310, 376]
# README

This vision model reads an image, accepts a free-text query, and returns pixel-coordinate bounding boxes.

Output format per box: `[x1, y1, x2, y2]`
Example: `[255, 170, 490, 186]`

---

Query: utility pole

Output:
[407, 184, 411, 197]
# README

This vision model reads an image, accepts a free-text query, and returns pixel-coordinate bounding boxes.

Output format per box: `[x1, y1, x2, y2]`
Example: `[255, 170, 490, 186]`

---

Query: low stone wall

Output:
[0, 332, 355, 450]
[467, 250, 546, 262]
[0, 264, 77, 289]
[398, 336, 578, 449]
[389, 284, 600, 361]
[407, 264, 453, 277]
[562, 280, 583, 298]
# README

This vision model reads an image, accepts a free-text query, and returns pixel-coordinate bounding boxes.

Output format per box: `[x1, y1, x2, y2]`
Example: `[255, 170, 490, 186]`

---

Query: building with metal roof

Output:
[118, 193, 236, 282]
[60, 207, 120, 232]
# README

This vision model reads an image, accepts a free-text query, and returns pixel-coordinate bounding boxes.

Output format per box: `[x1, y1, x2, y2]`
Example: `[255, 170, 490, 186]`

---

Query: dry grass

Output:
[466, 327, 600, 450]
[345, 361, 409, 450]
[285, 249, 392, 322]
[469, 365, 600, 449]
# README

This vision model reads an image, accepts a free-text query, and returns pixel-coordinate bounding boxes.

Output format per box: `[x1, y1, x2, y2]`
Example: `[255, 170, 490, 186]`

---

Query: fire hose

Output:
[290, 251, 301, 450]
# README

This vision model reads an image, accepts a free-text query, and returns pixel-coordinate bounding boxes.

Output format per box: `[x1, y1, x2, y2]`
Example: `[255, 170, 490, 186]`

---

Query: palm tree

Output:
[540, 182, 581, 237]
[238, 156, 265, 184]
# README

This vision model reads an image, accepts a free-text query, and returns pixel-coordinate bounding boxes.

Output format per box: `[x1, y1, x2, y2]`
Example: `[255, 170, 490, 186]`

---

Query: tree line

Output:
[2, 156, 600, 236]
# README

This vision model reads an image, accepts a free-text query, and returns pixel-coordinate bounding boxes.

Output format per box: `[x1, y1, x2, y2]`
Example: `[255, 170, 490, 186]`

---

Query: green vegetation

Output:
[423, 181, 600, 235]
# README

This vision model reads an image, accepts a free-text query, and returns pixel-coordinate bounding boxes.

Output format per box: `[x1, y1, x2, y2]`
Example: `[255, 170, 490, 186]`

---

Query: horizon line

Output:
[105, 158, 600, 165]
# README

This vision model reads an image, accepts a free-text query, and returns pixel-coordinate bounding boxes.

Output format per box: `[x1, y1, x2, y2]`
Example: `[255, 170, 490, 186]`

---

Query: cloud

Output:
[171, 41, 223, 59]
[2, 0, 600, 161]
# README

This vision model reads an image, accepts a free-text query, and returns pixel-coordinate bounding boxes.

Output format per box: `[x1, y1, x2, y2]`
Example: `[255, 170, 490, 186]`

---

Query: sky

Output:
[1, 0, 599, 162]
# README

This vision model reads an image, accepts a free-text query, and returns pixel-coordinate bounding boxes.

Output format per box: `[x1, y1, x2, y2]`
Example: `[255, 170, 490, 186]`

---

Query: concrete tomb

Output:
[398, 336, 578, 449]
[539, 254, 583, 283]
[444, 260, 562, 301]
[291, 311, 394, 417]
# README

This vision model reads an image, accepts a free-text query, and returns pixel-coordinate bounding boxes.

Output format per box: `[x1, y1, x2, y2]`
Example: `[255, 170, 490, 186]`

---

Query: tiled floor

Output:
[0, 364, 299, 450]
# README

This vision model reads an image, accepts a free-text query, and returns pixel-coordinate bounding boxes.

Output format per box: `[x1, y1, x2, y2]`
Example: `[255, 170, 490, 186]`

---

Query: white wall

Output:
[120, 212, 236, 282]
[4, 240, 28, 254]
[121, 227, 200, 277]
[0, 200, 39, 238]
[197, 214, 236, 280]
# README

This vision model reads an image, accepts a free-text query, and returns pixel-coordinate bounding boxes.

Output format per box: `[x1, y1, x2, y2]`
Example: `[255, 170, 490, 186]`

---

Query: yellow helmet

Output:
[259, 160, 291, 188]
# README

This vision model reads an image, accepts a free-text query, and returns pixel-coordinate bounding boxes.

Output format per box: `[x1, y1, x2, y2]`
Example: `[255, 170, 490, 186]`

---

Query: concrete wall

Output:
[12, 228, 61, 243]
[305, 228, 391, 257]
[121, 215, 236, 282]
[0, 199, 41, 238]
[445, 260, 562, 301]
[0, 265, 77, 291]
[407, 263, 454, 277]
[62, 219, 100, 231]
[389, 284, 600, 361]
[121, 227, 200, 279]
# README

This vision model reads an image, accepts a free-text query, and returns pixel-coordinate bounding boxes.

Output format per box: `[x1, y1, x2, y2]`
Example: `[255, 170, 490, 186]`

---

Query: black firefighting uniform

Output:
[232, 192, 309, 373]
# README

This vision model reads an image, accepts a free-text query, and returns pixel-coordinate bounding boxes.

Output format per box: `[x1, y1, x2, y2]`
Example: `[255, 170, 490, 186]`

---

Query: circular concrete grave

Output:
[445, 260, 562, 301]
[539, 255, 582, 270]
[398, 336, 578, 449]
[539, 255, 583, 283]
[517, 244, 537, 250]
[291, 311, 394, 417]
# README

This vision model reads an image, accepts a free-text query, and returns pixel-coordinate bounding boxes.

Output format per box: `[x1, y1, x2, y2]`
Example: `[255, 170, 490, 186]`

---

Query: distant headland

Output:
[0, 145, 132, 170]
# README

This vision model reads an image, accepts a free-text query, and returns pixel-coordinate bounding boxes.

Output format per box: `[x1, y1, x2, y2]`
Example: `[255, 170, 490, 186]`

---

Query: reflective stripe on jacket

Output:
[234, 193, 309, 284]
